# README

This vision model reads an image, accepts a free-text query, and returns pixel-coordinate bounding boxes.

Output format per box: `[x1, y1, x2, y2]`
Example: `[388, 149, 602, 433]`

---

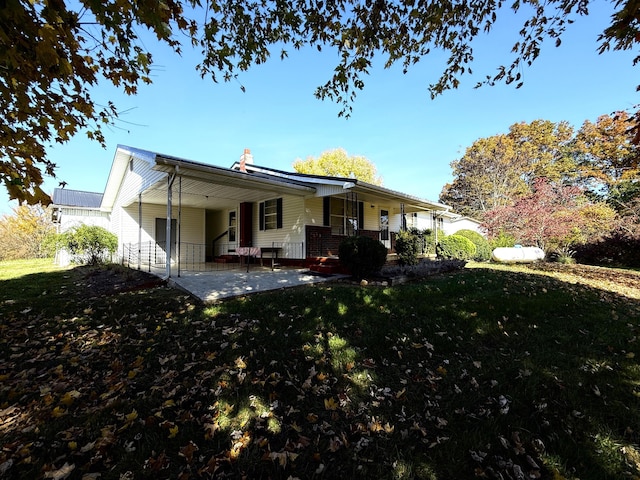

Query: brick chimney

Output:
[239, 148, 253, 172]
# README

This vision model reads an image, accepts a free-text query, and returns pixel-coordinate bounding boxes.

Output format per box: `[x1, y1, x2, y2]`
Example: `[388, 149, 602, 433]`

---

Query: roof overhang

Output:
[153, 156, 317, 197]
[101, 146, 157, 211]
[351, 182, 451, 213]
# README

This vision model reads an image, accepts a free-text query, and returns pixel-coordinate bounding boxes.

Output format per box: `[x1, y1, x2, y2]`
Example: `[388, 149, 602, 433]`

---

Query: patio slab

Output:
[166, 267, 345, 303]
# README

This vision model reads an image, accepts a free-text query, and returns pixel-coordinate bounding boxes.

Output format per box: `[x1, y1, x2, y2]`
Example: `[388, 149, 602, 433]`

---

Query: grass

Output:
[1, 259, 640, 479]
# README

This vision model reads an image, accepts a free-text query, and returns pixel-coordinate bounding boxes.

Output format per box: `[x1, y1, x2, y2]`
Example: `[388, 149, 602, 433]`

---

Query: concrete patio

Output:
[165, 266, 346, 303]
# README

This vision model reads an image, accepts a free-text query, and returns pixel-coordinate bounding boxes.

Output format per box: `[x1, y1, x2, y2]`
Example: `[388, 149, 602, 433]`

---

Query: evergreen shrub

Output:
[436, 234, 476, 261]
[395, 229, 421, 265]
[61, 225, 118, 265]
[454, 229, 491, 261]
[339, 235, 388, 280]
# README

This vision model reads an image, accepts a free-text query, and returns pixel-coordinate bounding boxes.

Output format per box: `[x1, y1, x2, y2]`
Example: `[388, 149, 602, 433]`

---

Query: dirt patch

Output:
[80, 265, 165, 297]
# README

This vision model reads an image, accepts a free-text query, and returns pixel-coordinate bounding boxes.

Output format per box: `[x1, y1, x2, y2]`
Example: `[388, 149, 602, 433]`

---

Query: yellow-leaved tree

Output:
[292, 148, 382, 185]
[0, 205, 55, 261]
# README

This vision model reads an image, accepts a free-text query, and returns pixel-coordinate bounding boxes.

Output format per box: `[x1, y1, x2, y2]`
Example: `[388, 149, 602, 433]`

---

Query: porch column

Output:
[138, 193, 142, 271]
[165, 171, 176, 279]
[177, 176, 182, 277]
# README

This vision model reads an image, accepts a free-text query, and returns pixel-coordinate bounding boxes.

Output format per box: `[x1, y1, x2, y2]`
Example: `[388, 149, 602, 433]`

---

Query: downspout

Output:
[165, 168, 177, 279]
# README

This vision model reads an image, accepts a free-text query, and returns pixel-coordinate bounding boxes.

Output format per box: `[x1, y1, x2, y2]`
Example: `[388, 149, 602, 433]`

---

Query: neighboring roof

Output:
[440, 211, 482, 225]
[52, 188, 103, 208]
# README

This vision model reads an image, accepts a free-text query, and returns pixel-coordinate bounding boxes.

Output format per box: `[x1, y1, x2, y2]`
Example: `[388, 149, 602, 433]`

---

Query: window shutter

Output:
[276, 198, 283, 229]
[259, 202, 264, 231]
[323, 197, 330, 226]
[358, 201, 364, 233]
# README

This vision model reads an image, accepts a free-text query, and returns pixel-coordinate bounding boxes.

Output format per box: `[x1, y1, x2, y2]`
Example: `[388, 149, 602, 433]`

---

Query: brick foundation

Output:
[305, 226, 384, 258]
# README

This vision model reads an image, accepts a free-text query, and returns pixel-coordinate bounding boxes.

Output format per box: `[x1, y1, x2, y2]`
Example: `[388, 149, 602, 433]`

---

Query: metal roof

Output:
[52, 188, 103, 208]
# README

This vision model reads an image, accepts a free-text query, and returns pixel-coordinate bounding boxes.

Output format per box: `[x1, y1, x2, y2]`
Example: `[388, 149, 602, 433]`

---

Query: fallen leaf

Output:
[60, 390, 82, 407]
[324, 397, 338, 411]
[44, 463, 75, 479]
[81, 473, 101, 480]
[51, 406, 67, 418]
[179, 441, 199, 463]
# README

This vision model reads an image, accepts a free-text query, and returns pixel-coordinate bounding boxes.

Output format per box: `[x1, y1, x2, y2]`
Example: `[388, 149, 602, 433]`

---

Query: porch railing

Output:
[121, 241, 305, 274]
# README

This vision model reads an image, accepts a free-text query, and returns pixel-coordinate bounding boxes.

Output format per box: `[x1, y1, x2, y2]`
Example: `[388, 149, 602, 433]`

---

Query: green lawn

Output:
[1, 259, 640, 479]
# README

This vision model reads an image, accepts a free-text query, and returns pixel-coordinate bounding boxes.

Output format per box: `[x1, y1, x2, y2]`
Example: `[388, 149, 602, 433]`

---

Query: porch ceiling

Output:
[134, 161, 316, 210]
[139, 177, 275, 209]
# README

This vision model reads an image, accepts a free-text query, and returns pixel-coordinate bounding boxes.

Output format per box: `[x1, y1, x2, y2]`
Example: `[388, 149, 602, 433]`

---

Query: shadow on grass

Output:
[1, 264, 639, 479]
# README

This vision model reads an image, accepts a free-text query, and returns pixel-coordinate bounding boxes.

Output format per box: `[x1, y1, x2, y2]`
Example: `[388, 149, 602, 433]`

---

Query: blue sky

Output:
[2, 2, 638, 216]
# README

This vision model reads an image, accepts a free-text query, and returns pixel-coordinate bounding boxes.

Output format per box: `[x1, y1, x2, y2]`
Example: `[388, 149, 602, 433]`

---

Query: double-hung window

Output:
[259, 198, 283, 230]
[228, 211, 237, 242]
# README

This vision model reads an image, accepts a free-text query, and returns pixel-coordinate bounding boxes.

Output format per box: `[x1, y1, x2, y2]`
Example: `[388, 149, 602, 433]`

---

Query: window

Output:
[264, 199, 278, 230]
[259, 198, 283, 230]
[328, 197, 362, 236]
[433, 214, 444, 231]
[380, 209, 389, 241]
[408, 212, 418, 229]
[228, 211, 236, 242]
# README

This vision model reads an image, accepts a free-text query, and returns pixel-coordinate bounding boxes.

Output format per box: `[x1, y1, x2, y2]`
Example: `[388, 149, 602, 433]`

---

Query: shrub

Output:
[547, 246, 576, 264]
[421, 229, 437, 255]
[395, 228, 436, 265]
[436, 234, 476, 261]
[61, 225, 118, 265]
[572, 230, 640, 268]
[489, 231, 516, 249]
[454, 229, 491, 261]
[339, 235, 388, 280]
[395, 229, 421, 265]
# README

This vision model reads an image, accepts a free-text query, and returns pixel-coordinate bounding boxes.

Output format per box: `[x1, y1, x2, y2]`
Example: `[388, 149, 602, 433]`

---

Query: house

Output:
[402, 210, 483, 236]
[51, 189, 109, 231]
[51, 145, 476, 276]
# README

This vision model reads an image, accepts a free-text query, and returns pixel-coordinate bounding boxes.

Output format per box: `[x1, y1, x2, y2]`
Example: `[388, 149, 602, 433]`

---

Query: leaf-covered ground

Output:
[1, 261, 640, 479]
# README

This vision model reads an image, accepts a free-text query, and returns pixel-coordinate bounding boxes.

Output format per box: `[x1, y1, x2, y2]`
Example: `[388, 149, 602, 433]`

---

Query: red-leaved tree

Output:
[482, 178, 616, 252]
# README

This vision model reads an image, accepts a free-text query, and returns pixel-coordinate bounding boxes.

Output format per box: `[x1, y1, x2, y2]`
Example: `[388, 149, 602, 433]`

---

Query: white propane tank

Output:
[491, 246, 545, 263]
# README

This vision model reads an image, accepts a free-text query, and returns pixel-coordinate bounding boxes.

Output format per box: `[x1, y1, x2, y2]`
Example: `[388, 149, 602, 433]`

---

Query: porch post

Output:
[433, 211, 439, 247]
[177, 176, 182, 277]
[138, 193, 142, 271]
[166, 171, 176, 279]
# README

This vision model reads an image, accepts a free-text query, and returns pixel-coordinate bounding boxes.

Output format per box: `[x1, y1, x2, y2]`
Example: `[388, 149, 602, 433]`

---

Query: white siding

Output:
[123, 203, 204, 243]
[304, 196, 324, 226]
[361, 203, 380, 231]
[443, 218, 484, 236]
[254, 194, 306, 258]
[389, 213, 403, 233]
[58, 207, 110, 232]
[116, 155, 166, 208]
